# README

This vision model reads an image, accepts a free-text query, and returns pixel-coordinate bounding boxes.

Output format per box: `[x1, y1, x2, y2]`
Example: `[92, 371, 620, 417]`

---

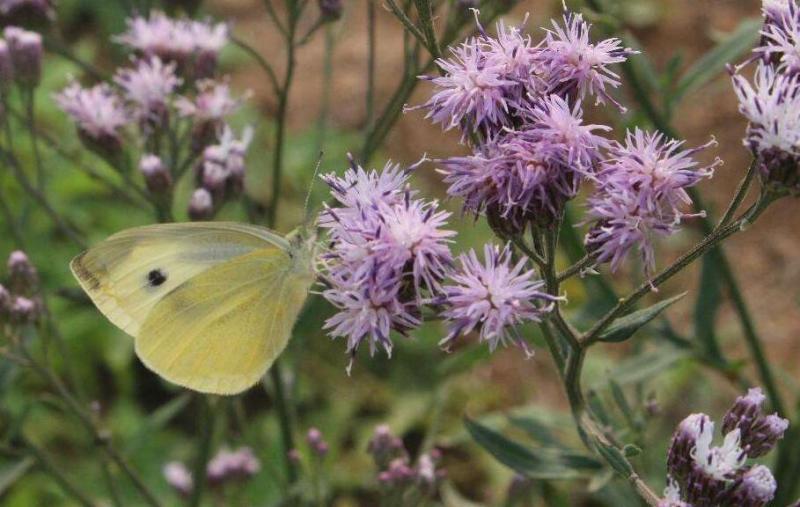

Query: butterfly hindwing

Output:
[135, 248, 313, 395]
[70, 222, 289, 336]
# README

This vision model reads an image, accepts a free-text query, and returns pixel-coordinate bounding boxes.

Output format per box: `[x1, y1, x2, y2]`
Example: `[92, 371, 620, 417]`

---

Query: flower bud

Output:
[722, 387, 788, 458]
[4, 26, 41, 87]
[139, 155, 172, 194]
[306, 427, 329, 457]
[743, 413, 789, 458]
[163, 462, 193, 497]
[368, 425, 407, 469]
[188, 188, 214, 220]
[0, 0, 55, 27]
[0, 40, 13, 91]
[732, 465, 776, 507]
[667, 413, 711, 484]
[318, 0, 342, 21]
[722, 387, 766, 437]
[206, 447, 260, 485]
[10, 295, 37, 324]
[8, 250, 38, 293]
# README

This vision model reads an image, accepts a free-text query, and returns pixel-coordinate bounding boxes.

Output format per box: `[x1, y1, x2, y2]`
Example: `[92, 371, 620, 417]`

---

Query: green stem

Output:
[189, 396, 216, 507]
[17, 349, 163, 507]
[365, 0, 376, 132]
[582, 197, 773, 347]
[718, 159, 757, 228]
[584, 0, 784, 415]
[556, 255, 592, 283]
[22, 436, 96, 507]
[270, 364, 298, 484]
[24, 91, 45, 192]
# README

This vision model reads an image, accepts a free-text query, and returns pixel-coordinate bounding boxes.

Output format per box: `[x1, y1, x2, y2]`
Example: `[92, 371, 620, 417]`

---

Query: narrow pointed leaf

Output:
[671, 18, 761, 104]
[464, 417, 603, 479]
[599, 293, 687, 343]
[694, 252, 724, 359]
[0, 457, 35, 495]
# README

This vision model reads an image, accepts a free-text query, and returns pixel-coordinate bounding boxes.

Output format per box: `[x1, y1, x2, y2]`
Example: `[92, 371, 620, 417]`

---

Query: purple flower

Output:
[727, 465, 777, 507]
[667, 413, 712, 483]
[0, 0, 55, 19]
[758, 5, 800, 74]
[416, 37, 516, 136]
[585, 129, 718, 274]
[4, 26, 42, 87]
[438, 131, 577, 231]
[732, 63, 800, 188]
[139, 154, 172, 194]
[320, 159, 454, 370]
[198, 125, 253, 195]
[721, 386, 789, 458]
[114, 56, 181, 126]
[188, 187, 214, 220]
[177, 79, 242, 125]
[116, 11, 228, 66]
[538, 12, 637, 109]
[306, 428, 329, 456]
[163, 462, 193, 497]
[206, 447, 260, 485]
[439, 243, 558, 356]
[522, 94, 610, 168]
[658, 479, 691, 507]
[54, 81, 129, 149]
[370, 197, 455, 294]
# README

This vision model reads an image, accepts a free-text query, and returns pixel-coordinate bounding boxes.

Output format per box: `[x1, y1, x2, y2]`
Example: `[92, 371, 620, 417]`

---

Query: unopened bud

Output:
[318, 0, 342, 21]
[139, 154, 172, 194]
[206, 447, 260, 485]
[163, 462, 193, 497]
[0, 0, 55, 26]
[723, 387, 788, 458]
[306, 427, 329, 457]
[8, 250, 38, 293]
[188, 188, 213, 220]
[667, 413, 711, 483]
[368, 424, 407, 468]
[725, 465, 776, 507]
[4, 26, 41, 87]
[10, 295, 37, 324]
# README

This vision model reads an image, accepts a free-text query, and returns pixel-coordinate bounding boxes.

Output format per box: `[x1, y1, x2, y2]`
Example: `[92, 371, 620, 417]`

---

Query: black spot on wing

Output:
[147, 269, 168, 287]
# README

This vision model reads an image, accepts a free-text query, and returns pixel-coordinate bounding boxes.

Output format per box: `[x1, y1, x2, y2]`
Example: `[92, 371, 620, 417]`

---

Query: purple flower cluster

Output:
[0, 250, 41, 326]
[662, 388, 787, 507]
[55, 10, 251, 218]
[438, 95, 609, 230]
[418, 9, 717, 274]
[367, 425, 445, 496]
[116, 11, 228, 79]
[585, 129, 719, 274]
[320, 159, 455, 369]
[415, 11, 635, 139]
[733, 0, 800, 192]
[440, 244, 558, 357]
[163, 446, 261, 497]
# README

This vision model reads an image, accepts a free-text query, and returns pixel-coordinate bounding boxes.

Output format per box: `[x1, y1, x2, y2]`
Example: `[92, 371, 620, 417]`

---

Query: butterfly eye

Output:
[147, 269, 168, 287]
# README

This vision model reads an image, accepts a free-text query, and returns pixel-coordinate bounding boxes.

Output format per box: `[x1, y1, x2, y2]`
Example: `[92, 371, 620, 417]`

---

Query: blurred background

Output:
[1, 0, 798, 505]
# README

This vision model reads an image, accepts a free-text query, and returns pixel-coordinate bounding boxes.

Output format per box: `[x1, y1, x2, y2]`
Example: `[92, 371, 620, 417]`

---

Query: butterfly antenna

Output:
[303, 152, 324, 227]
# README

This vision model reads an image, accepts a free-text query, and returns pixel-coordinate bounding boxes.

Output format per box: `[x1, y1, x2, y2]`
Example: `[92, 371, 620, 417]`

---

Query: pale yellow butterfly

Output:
[70, 222, 317, 395]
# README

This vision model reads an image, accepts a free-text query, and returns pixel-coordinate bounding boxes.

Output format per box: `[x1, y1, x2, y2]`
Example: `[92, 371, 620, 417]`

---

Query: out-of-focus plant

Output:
[1, 0, 800, 505]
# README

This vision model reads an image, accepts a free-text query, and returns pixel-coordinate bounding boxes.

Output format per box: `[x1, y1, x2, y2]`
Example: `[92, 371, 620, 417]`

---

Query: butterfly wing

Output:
[70, 222, 288, 336]
[134, 248, 314, 395]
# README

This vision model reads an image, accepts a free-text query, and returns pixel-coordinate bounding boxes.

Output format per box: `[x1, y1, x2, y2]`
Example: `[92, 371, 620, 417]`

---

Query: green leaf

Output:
[0, 457, 35, 496]
[671, 18, 762, 104]
[599, 293, 687, 343]
[124, 393, 191, 452]
[464, 417, 603, 479]
[609, 347, 690, 385]
[609, 380, 637, 430]
[694, 251, 724, 359]
[507, 415, 560, 447]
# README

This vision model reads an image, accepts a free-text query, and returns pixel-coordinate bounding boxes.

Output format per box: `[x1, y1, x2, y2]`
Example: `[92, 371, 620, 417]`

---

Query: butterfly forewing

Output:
[70, 222, 289, 336]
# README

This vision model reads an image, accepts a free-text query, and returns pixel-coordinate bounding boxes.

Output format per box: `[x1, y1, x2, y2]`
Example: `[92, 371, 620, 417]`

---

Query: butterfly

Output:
[70, 222, 317, 395]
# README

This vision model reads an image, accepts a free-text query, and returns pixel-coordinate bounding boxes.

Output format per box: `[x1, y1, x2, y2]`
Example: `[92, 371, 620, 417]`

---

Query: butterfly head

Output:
[286, 226, 318, 279]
